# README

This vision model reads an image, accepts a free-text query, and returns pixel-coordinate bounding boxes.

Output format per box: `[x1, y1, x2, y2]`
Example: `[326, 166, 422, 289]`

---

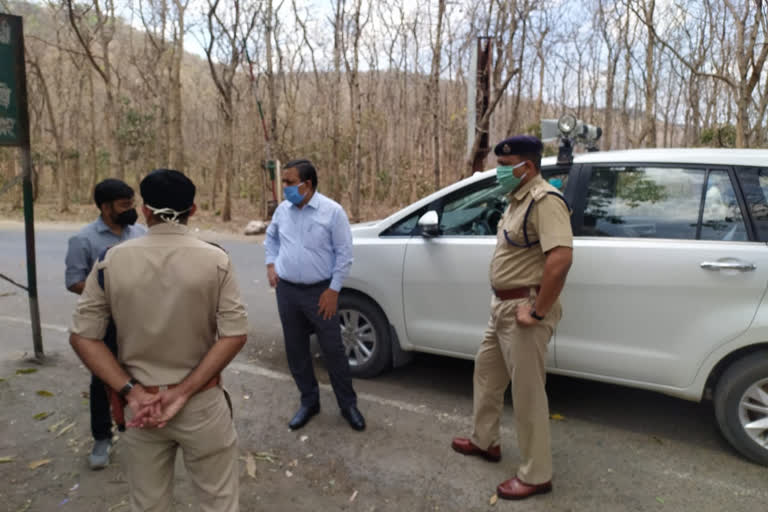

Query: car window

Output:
[380, 166, 570, 238]
[582, 166, 748, 241]
[700, 170, 747, 241]
[381, 209, 423, 236]
[439, 180, 508, 236]
[735, 167, 768, 242]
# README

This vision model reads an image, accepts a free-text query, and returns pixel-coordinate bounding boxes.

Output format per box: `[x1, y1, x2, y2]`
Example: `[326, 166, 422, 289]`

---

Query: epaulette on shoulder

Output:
[530, 180, 561, 201]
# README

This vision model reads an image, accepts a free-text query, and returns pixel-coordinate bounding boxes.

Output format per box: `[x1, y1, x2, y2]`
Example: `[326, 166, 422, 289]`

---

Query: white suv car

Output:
[334, 148, 768, 465]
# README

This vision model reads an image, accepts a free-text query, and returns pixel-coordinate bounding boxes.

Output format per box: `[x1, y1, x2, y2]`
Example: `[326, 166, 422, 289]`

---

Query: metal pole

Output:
[15, 16, 43, 359]
[22, 149, 42, 359]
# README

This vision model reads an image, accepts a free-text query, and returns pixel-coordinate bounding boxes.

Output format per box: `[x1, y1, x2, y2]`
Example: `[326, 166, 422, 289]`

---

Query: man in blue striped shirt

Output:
[264, 159, 365, 431]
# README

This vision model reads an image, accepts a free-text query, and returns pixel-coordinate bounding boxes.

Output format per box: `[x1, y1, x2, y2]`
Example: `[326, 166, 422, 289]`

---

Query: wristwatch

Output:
[118, 378, 138, 397]
[531, 309, 545, 321]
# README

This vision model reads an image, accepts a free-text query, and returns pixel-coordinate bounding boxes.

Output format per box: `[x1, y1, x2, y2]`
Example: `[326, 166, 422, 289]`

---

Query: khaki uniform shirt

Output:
[489, 175, 573, 290]
[71, 223, 248, 386]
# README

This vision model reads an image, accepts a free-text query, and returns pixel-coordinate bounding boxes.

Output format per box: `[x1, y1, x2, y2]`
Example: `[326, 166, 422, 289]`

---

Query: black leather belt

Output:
[280, 279, 331, 289]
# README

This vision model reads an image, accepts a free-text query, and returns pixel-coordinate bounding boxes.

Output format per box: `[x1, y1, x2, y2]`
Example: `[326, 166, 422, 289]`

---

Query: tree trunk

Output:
[30, 58, 67, 212]
[347, 0, 364, 222]
[603, 57, 617, 150]
[266, 0, 280, 158]
[169, 0, 187, 170]
[87, 68, 98, 193]
[331, 0, 344, 202]
[429, 0, 446, 190]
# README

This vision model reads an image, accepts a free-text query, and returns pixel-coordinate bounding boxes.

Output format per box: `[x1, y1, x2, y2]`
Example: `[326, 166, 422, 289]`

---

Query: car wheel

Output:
[338, 294, 392, 378]
[714, 350, 768, 466]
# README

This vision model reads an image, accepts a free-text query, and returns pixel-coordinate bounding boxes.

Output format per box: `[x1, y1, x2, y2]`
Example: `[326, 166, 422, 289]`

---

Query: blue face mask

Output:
[548, 178, 563, 190]
[496, 161, 528, 193]
[284, 182, 306, 205]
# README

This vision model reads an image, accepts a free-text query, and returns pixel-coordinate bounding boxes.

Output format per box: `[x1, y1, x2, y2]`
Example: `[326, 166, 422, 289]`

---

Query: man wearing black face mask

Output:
[65, 178, 146, 469]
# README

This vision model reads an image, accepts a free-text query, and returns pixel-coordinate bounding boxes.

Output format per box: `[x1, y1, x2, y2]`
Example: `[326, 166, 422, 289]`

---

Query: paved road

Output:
[1, 224, 766, 511]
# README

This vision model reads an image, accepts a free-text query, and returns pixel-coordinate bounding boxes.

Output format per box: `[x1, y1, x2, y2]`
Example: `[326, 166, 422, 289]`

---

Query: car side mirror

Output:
[417, 210, 439, 238]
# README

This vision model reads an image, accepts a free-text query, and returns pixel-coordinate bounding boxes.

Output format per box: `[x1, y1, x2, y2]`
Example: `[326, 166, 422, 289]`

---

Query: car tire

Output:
[338, 293, 392, 378]
[713, 350, 768, 466]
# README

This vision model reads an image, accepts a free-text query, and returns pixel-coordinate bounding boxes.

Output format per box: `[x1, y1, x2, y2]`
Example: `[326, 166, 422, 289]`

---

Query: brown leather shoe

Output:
[496, 477, 552, 500]
[450, 437, 501, 462]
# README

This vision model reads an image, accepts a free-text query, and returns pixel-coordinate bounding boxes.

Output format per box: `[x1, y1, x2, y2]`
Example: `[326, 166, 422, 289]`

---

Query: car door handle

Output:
[700, 261, 756, 271]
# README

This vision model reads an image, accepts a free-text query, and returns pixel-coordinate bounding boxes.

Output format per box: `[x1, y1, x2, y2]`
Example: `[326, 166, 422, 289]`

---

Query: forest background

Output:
[1, 0, 766, 227]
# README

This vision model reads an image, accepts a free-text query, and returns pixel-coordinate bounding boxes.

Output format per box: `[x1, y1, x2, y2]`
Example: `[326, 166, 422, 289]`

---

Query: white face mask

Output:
[146, 205, 192, 224]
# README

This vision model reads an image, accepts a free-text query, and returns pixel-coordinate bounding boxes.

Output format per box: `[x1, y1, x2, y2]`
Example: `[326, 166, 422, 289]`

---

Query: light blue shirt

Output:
[65, 216, 147, 289]
[264, 192, 353, 292]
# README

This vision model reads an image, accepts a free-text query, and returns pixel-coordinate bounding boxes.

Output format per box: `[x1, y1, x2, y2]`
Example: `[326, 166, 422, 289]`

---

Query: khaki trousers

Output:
[122, 387, 239, 512]
[471, 295, 561, 485]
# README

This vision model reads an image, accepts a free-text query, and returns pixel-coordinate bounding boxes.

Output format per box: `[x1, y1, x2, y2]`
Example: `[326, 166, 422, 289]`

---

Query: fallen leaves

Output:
[349, 490, 359, 502]
[656, 497, 665, 504]
[56, 422, 76, 438]
[252, 452, 278, 464]
[48, 418, 68, 433]
[107, 499, 129, 511]
[35, 390, 54, 397]
[285, 470, 293, 478]
[489, 494, 498, 505]
[15, 368, 37, 375]
[550, 413, 565, 421]
[245, 453, 256, 479]
[0, 456, 15, 463]
[33, 412, 53, 421]
[28, 459, 52, 470]
[300, 435, 309, 443]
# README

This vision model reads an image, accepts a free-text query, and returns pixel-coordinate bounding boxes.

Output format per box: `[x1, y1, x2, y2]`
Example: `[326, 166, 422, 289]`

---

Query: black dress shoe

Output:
[288, 404, 320, 430]
[341, 405, 366, 431]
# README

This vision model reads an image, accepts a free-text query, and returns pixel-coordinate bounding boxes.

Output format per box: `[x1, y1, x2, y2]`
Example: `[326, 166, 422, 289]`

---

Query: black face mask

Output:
[114, 208, 138, 226]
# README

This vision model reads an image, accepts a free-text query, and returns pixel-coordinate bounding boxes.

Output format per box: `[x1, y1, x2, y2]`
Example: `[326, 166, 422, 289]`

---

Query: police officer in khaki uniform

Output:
[69, 169, 248, 512]
[452, 136, 573, 500]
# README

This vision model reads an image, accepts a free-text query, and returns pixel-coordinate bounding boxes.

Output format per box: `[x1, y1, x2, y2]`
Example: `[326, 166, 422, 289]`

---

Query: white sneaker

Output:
[88, 439, 112, 470]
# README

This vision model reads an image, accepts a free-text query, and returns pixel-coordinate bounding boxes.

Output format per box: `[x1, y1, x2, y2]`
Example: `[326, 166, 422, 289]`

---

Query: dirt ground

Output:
[0, 349, 454, 512]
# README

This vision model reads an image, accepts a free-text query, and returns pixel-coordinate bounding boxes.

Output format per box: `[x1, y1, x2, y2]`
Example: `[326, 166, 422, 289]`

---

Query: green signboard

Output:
[0, 14, 25, 146]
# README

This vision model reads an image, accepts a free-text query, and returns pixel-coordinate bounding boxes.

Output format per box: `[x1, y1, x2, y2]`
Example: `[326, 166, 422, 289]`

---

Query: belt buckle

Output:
[158, 385, 168, 392]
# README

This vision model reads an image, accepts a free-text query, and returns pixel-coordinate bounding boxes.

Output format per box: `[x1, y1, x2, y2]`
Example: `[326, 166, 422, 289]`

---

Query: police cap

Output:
[493, 135, 543, 157]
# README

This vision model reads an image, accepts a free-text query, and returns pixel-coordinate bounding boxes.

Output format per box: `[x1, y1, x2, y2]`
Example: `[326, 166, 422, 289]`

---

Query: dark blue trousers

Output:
[90, 321, 117, 441]
[276, 280, 357, 409]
